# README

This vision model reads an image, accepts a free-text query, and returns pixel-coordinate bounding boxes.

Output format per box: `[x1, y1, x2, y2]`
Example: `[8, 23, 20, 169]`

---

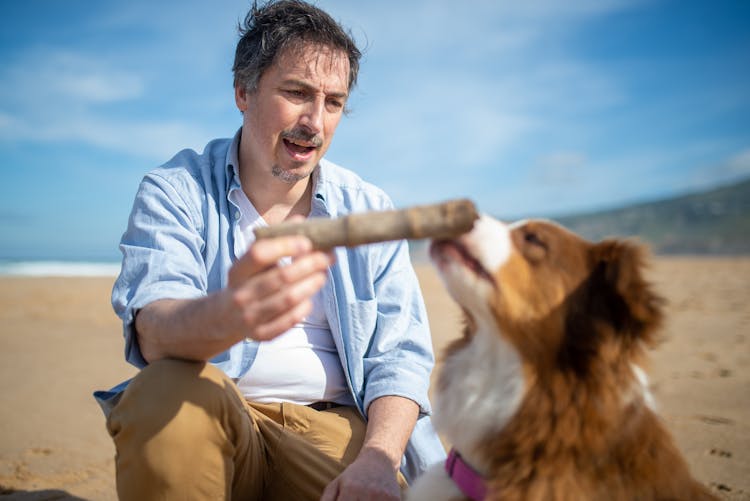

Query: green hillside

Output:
[552, 177, 750, 255]
[408, 177, 750, 261]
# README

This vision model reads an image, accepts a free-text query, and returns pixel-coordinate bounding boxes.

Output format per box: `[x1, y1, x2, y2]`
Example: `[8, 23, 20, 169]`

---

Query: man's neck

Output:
[240, 167, 313, 225]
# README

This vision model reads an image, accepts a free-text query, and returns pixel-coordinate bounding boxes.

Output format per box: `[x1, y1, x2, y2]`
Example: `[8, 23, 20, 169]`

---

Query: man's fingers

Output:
[243, 270, 326, 325]
[225, 234, 337, 342]
[230, 266, 328, 341]
[233, 251, 332, 301]
[229, 235, 312, 287]
[249, 296, 315, 341]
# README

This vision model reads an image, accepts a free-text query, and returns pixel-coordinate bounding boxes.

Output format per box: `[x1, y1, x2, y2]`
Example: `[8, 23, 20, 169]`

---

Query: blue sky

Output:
[1, 0, 749, 260]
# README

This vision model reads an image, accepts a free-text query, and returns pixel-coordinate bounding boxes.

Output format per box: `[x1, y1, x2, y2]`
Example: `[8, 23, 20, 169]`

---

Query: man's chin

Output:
[271, 163, 316, 184]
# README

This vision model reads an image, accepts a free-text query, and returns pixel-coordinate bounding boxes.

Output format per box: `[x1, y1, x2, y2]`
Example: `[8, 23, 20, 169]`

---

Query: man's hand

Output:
[136, 235, 334, 363]
[320, 447, 401, 501]
[320, 396, 419, 501]
[224, 235, 334, 341]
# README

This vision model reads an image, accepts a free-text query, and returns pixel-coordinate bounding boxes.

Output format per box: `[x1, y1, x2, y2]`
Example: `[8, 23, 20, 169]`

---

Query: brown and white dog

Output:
[409, 215, 717, 501]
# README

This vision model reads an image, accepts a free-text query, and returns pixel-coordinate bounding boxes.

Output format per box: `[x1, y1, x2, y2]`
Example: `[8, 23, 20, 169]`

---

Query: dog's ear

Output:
[589, 239, 664, 344]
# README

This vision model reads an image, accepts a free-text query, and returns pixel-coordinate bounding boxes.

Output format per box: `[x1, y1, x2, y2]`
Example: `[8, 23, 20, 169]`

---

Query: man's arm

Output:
[135, 236, 334, 363]
[321, 395, 419, 501]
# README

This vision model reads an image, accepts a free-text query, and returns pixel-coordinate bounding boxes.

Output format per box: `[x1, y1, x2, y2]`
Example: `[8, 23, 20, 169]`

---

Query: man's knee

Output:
[108, 359, 248, 445]
[108, 360, 248, 500]
[126, 358, 240, 404]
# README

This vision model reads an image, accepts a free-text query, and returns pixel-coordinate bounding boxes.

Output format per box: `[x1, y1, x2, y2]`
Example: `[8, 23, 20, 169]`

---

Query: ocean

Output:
[0, 260, 121, 277]
[0, 241, 431, 277]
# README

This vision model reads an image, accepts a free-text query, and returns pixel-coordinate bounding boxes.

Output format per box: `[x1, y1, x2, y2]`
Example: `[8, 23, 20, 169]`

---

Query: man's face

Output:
[236, 42, 350, 184]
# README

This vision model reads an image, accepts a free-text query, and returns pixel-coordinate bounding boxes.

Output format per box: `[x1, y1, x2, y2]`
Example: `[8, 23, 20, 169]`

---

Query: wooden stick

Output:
[253, 199, 479, 250]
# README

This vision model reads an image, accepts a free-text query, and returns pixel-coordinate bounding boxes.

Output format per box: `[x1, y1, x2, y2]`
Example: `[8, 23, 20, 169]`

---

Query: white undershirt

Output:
[230, 187, 353, 406]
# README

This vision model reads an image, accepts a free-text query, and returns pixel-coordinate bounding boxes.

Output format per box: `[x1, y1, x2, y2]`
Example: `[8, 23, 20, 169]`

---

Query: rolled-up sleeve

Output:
[111, 172, 208, 368]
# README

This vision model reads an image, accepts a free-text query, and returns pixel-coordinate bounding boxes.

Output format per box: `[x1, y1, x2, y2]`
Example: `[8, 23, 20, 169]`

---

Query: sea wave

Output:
[0, 261, 121, 277]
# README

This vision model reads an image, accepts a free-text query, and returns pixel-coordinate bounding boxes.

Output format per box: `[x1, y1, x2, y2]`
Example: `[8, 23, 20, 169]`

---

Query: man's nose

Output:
[299, 97, 325, 134]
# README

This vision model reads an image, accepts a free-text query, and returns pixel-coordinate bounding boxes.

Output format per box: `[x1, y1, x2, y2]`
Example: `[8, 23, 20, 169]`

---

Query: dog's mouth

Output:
[430, 239, 496, 286]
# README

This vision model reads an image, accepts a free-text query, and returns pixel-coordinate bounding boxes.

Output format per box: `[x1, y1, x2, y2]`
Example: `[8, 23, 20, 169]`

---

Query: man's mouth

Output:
[283, 138, 316, 157]
[282, 130, 322, 161]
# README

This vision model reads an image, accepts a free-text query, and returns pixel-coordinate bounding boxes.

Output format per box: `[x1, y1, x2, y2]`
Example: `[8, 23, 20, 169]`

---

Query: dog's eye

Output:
[521, 230, 548, 262]
[524, 231, 546, 248]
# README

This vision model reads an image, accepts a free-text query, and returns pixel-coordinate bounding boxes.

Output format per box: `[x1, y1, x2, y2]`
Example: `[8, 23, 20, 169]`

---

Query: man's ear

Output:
[235, 85, 248, 113]
[590, 239, 664, 343]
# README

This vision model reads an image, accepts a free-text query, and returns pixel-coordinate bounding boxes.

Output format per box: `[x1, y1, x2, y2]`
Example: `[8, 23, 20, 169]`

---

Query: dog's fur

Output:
[409, 216, 716, 501]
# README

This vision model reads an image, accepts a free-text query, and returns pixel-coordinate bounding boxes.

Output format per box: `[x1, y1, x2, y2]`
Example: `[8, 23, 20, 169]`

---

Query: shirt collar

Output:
[310, 164, 330, 217]
[225, 128, 242, 193]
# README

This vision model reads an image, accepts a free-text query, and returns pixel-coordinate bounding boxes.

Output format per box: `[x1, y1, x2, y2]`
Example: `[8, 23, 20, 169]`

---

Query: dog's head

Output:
[429, 215, 664, 376]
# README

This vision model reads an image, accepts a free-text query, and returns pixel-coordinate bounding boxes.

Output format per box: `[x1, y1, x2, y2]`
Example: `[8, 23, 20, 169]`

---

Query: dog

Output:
[408, 215, 717, 501]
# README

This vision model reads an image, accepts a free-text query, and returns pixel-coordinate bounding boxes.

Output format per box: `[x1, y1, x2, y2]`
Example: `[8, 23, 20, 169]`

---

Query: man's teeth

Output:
[287, 139, 313, 148]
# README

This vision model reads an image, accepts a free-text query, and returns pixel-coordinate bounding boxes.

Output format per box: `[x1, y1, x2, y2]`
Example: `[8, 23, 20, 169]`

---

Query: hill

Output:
[552, 177, 750, 255]
[409, 177, 750, 260]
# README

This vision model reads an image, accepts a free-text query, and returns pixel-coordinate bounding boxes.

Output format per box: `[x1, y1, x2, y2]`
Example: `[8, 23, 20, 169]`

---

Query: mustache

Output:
[281, 128, 323, 148]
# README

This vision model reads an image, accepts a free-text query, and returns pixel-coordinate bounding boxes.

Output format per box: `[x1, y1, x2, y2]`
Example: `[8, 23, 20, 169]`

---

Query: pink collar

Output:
[445, 448, 488, 500]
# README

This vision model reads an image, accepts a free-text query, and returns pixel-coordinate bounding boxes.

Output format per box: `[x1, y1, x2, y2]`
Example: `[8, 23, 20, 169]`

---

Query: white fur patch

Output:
[464, 214, 512, 275]
[407, 463, 464, 501]
[631, 364, 656, 410]
[433, 318, 525, 471]
[427, 214, 524, 479]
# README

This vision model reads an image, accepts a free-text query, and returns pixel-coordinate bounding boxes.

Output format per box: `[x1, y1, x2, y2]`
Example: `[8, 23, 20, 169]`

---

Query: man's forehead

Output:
[273, 42, 350, 89]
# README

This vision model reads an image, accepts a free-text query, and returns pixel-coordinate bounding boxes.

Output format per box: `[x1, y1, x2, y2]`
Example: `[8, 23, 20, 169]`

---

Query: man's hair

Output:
[233, 0, 361, 92]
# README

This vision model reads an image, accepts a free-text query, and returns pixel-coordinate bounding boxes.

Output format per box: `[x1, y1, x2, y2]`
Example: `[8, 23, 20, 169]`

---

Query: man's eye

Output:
[326, 99, 344, 111]
[284, 89, 305, 98]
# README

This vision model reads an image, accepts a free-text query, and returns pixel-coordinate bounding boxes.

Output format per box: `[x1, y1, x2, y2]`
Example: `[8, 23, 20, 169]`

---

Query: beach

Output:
[1, 257, 748, 499]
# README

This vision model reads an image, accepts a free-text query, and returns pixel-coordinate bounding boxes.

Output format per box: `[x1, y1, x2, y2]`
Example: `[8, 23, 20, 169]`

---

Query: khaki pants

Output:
[107, 359, 386, 500]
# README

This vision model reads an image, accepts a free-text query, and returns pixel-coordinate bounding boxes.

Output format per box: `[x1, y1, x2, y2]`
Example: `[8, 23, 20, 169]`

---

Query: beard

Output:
[271, 163, 314, 184]
[270, 126, 322, 183]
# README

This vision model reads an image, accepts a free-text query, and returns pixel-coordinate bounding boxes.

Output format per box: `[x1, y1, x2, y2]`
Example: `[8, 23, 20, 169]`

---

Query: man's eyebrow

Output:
[280, 79, 348, 99]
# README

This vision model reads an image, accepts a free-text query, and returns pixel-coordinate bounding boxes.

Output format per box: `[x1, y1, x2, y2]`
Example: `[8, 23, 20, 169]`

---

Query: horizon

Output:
[1, 1, 749, 261]
[1, 173, 746, 264]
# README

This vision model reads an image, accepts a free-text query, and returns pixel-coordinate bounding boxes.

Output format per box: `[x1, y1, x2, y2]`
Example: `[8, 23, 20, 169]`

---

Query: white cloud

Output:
[62, 118, 216, 160]
[0, 109, 215, 161]
[2, 50, 144, 104]
[336, 53, 620, 185]
[55, 71, 143, 104]
[0, 47, 219, 160]
[0, 0, 634, 167]
[328, 0, 630, 207]
[686, 147, 750, 190]
[532, 151, 588, 184]
[491, 0, 646, 18]
[726, 149, 750, 176]
[0, 112, 15, 129]
[331, 0, 647, 59]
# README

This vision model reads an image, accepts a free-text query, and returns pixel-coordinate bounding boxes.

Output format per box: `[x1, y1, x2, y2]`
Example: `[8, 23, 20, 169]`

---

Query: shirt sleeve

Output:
[111, 171, 208, 368]
[361, 237, 436, 416]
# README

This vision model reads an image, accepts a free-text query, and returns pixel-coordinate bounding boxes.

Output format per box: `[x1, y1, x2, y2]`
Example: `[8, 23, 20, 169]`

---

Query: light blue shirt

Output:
[96, 129, 446, 481]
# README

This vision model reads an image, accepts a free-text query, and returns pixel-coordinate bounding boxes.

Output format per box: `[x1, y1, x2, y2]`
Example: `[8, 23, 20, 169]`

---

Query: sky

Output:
[1, 0, 749, 261]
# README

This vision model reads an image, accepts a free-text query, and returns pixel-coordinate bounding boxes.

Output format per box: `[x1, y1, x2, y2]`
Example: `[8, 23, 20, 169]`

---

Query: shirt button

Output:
[234, 211, 241, 220]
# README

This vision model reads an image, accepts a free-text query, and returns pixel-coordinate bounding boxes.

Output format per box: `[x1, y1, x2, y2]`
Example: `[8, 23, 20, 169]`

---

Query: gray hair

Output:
[232, 0, 362, 92]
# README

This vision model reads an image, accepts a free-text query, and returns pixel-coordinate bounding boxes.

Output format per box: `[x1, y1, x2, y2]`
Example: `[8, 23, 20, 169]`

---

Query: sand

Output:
[0, 258, 748, 500]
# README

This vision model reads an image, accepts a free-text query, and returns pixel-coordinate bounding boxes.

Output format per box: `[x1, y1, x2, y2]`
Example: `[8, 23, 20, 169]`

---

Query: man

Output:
[96, 1, 445, 499]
